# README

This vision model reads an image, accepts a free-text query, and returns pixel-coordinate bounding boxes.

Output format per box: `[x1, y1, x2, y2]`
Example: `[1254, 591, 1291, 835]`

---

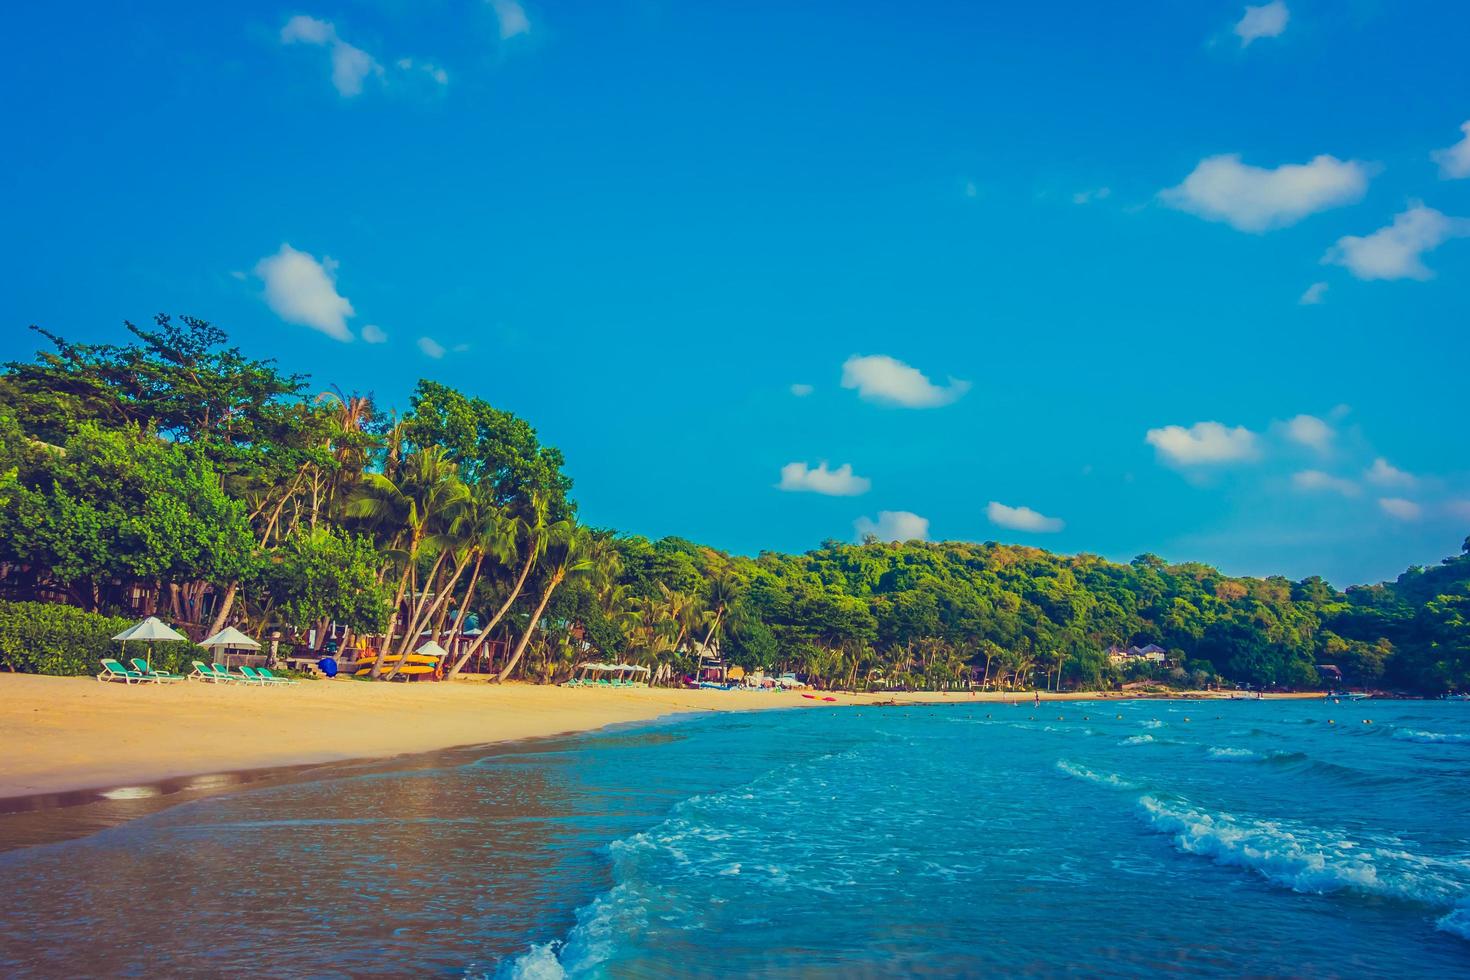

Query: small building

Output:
[1110, 643, 1169, 666]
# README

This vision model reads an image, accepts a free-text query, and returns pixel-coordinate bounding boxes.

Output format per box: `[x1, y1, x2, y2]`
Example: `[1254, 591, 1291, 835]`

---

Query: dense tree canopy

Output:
[0, 317, 1466, 692]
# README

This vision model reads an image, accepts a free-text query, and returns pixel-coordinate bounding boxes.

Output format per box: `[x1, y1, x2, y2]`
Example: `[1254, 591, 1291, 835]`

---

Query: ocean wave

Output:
[1120, 734, 1154, 746]
[1055, 760, 1137, 789]
[1138, 795, 1470, 907]
[1393, 729, 1470, 745]
[1207, 747, 1257, 760]
[1438, 903, 1470, 943]
[1142, 719, 1163, 729]
[500, 941, 570, 979]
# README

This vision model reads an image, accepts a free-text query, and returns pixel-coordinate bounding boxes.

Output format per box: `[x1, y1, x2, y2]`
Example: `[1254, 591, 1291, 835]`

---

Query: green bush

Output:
[0, 600, 201, 676]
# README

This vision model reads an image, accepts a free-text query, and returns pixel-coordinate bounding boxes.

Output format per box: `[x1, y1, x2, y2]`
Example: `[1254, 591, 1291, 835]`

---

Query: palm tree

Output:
[346, 446, 469, 678]
[446, 491, 551, 678]
[698, 573, 740, 652]
[496, 521, 594, 682]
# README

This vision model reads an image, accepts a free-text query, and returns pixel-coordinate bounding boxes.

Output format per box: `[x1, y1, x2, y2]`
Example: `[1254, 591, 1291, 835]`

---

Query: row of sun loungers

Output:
[96, 658, 296, 686]
[561, 678, 648, 688]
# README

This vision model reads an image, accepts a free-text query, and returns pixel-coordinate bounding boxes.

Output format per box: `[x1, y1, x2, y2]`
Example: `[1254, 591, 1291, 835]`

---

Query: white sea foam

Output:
[1393, 729, 1470, 744]
[1207, 746, 1257, 760]
[1138, 796, 1470, 906]
[1439, 903, 1470, 942]
[1121, 734, 1154, 746]
[500, 941, 567, 979]
[1142, 719, 1163, 729]
[1055, 760, 1136, 789]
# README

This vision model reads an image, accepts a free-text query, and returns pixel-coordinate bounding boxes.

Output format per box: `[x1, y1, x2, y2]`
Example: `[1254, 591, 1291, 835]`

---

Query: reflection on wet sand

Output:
[0, 729, 682, 976]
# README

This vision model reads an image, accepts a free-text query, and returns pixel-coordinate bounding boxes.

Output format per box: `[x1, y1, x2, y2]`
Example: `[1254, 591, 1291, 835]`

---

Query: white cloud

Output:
[1145, 421, 1260, 465]
[254, 244, 355, 342]
[1299, 281, 1328, 305]
[1365, 457, 1416, 489]
[854, 510, 929, 543]
[789, 383, 814, 397]
[1234, 2, 1289, 46]
[778, 462, 870, 497]
[1160, 154, 1370, 232]
[361, 324, 387, 344]
[417, 336, 447, 359]
[841, 354, 970, 408]
[280, 14, 334, 45]
[1378, 497, 1422, 521]
[1072, 187, 1111, 205]
[490, 0, 531, 39]
[397, 57, 449, 86]
[1432, 121, 1470, 179]
[1291, 470, 1359, 497]
[986, 501, 1064, 533]
[1282, 413, 1333, 453]
[280, 15, 383, 97]
[1324, 204, 1470, 281]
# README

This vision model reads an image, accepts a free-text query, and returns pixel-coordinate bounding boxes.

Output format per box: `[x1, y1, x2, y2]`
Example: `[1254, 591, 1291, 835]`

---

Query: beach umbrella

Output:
[198, 626, 261, 666]
[112, 616, 188, 669]
[414, 641, 448, 659]
[199, 626, 262, 651]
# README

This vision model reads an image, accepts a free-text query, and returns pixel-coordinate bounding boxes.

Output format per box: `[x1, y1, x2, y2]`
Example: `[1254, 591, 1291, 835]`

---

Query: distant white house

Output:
[1109, 643, 1169, 666]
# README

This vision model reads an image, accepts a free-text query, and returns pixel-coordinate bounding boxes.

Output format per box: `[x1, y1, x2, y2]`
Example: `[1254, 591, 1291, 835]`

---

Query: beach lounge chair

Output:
[239, 665, 284, 686]
[98, 658, 151, 684]
[130, 658, 184, 682]
[191, 660, 231, 683]
[256, 667, 296, 685]
[213, 664, 256, 684]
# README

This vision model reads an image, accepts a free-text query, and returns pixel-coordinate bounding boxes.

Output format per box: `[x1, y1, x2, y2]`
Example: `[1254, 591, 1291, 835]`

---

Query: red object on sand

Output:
[801, 693, 817, 699]
[822, 696, 836, 702]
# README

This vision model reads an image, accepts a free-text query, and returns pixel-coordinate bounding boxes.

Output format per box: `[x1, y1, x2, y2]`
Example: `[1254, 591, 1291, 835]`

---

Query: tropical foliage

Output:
[0, 317, 1466, 692]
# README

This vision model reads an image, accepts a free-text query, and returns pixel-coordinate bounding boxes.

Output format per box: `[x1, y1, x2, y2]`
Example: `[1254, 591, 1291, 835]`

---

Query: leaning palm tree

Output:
[446, 490, 552, 678]
[496, 521, 594, 682]
[346, 446, 469, 678]
[698, 573, 741, 651]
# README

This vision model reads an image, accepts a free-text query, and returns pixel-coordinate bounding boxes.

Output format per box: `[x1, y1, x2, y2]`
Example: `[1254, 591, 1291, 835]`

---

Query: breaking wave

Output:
[1137, 795, 1470, 908]
[1207, 747, 1257, 760]
[1393, 729, 1470, 745]
[1055, 760, 1136, 790]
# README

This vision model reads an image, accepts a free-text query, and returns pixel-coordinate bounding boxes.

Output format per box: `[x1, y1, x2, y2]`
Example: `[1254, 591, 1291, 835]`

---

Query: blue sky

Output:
[3, 1, 1468, 585]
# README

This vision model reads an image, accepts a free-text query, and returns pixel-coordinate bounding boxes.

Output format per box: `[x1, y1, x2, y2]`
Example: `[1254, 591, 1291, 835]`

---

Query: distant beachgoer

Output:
[1034, 691, 1041, 708]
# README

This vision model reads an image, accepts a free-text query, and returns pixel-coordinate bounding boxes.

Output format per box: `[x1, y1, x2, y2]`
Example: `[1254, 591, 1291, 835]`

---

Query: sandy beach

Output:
[0, 674, 1317, 802]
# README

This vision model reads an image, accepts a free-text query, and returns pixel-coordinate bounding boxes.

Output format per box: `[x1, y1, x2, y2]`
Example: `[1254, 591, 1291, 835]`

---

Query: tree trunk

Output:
[393, 549, 452, 657]
[450, 548, 535, 677]
[442, 556, 485, 679]
[496, 570, 563, 683]
[372, 550, 418, 679]
[386, 553, 467, 680]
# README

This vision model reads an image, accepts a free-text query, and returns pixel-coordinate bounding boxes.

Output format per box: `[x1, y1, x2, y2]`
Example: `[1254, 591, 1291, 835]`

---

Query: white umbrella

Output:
[199, 626, 262, 650]
[415, 641, 448, 659]
[113, 616, 188, 669]
[199, 626, 261, 668]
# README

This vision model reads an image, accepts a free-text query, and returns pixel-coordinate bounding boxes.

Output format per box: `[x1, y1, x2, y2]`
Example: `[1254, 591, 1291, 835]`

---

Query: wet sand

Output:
[0, 674, 1316, 849]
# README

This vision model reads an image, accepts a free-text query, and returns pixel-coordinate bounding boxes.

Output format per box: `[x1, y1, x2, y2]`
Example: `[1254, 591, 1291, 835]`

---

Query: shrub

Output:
[0, 600, 202, 676]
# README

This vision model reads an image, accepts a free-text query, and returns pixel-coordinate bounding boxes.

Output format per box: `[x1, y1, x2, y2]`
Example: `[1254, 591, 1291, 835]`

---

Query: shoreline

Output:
[0, 675, 1323, 850]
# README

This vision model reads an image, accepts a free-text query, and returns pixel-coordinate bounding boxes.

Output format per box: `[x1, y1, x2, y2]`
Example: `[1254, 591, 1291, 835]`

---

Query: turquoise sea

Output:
[1, 698, 1468, 977]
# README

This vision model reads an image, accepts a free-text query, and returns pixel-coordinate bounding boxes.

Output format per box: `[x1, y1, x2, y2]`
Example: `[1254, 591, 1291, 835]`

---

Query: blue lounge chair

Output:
[98, 658, 150, 684]
[238, 665, 282, 686]
[191, 660, 230, 683]
[130, 658, 183, 682]
[213, 664, 256, 684]
[256, 667, 296, 685]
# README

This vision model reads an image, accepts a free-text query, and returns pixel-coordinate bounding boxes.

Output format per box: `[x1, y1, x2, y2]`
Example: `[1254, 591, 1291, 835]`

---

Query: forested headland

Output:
[1, 317, 1466, 693]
